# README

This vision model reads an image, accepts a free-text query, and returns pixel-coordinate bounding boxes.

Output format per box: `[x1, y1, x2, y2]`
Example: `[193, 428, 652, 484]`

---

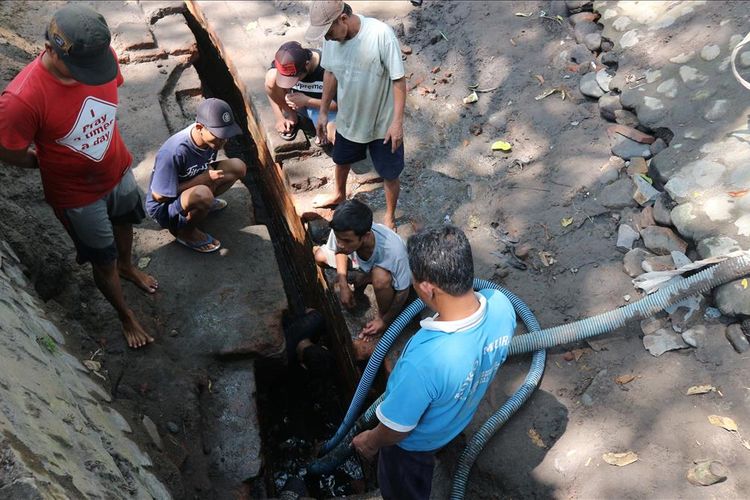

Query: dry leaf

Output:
[708, 415, 738, 432]
[615, 374, 636, 385]
[538, 251, 556, 267]
[561, 217, 573, 227]
[528, 428, 546, 448]
[491, 140, 512, 151]
[602, 451, 638, 466]
[742, 278, 748, 289]
[83, 360, 101, 371]
[533, 74, 545, 86]
[686, 385, 716, 395]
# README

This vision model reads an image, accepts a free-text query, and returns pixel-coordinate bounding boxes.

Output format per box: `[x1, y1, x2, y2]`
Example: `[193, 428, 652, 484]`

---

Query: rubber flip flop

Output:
[279, 124, 299, 141]
[209, 197, 228, 212]
[175, 233, 221, 253]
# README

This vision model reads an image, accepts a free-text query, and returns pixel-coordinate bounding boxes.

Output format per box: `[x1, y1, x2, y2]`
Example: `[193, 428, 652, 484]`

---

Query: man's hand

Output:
[383, 120, 403, 153]
[316, 114, 330, 146]
[352, 430, 379, 461]
[208, 169, 225, 182]
[285, 93, 309, 111]
[338, 284, 356, 309]
[359, 316, 386, 340]
[276, 116, 297, 134]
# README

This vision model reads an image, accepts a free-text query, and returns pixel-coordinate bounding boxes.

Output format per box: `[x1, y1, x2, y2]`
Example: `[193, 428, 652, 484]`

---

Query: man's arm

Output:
[352, 423, 409, 460]
[335, 252, 355, 309]
[0, 144, 38, 169]
[383, 77, 406, 153]
[264, 68, 297, 133]
[315, 70, 338, 144]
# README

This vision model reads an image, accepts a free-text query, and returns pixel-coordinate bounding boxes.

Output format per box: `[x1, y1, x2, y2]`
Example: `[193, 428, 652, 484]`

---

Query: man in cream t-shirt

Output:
[306, 0, 406, 230]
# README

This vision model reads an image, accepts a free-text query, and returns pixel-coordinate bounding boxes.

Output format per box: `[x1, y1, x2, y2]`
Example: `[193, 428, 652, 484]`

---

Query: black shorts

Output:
[332, 131, 405, 180]
[377, 444, 436, 500]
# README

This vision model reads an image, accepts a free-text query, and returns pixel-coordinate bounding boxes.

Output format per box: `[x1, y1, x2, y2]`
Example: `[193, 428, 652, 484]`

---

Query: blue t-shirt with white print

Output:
[376, 289, 516, 452]
[145, 124, 216, 216]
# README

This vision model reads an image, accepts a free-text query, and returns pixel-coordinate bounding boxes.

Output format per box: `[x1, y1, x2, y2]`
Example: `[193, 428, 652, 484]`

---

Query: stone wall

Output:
[0, 240, 169, 499]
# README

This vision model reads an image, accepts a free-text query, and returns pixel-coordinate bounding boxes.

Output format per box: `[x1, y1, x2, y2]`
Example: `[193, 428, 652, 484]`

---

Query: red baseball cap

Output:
[274, 41, 310, 89]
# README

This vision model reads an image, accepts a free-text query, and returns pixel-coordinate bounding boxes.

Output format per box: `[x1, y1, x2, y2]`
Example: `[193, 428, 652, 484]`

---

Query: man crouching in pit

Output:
[351, 225, 517, 499]
[313, 199, 411, 342]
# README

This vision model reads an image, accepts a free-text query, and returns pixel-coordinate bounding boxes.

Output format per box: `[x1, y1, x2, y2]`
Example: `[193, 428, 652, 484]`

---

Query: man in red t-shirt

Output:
[0, 5, 158, 348]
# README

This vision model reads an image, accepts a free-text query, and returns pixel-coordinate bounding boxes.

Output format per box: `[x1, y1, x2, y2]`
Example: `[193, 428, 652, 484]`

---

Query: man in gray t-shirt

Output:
[306, 1, 406, 230]
[313, 199, 411, 340]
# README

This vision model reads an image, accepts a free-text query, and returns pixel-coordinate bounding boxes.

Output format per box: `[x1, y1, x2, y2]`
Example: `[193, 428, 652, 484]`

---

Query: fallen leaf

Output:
[528, 428, 546, 448]
[602, 451, 638, 466]
[83, 360, 101, 371]
[561, 217, 573, 227]
[137, 256, 151, 269]
[615, 374, 636, 385]
[491, 140, 512, 151]
[686, 385, 716, 395]
[728, 189, 750, 198]
[538, 251, 556, 267]
[533, 74, 545, 86]
[572, 348, 588, 361]
[639, 174, 654, 184]
[742, 278, 748, 289]
[462, 91, 479, 104]
[708, 415, 738, 432]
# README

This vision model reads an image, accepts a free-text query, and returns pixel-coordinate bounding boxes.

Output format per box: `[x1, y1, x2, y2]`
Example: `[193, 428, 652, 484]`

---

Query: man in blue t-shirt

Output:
[146, 98, 247, 253]
[352, 225, 517, 499]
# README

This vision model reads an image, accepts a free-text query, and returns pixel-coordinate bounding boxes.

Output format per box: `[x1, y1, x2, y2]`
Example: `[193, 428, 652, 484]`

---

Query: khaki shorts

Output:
[56, 169, 145, 265]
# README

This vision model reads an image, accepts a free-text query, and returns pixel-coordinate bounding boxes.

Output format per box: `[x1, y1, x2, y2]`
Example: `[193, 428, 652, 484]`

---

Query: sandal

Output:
[209, 197, 228, 212]
[279, 123, 299, 141]
[175, 233, 221, 253]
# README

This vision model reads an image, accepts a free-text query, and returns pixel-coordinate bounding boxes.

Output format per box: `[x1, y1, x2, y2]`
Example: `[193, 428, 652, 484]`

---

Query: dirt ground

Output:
[2, 1, 749, 499]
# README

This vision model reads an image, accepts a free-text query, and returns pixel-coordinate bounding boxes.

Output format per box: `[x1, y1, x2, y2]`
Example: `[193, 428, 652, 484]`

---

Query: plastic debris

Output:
[463, 91, 478, 104]
[602, 451, 638, 466]
[686, 385, 717, 395]
[491, 140, 512, 152]
[687, 460, 728, 486]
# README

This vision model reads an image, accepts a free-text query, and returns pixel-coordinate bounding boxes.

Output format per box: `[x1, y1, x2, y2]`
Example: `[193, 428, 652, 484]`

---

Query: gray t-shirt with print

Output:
[325, 223, 411, 291]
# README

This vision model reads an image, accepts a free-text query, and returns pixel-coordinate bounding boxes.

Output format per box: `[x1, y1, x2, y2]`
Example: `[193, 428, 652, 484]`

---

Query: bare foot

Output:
[119, 263, 159, 294]
[121, 310, 154, 349]
[312, 193, 345, 209]
[384, 214, 396, 231]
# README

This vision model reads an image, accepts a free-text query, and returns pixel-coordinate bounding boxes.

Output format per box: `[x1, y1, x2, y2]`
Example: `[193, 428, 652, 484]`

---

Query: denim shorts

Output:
[150, 196, 187, 231]
[55, 168, 145, 265]
[332, 131, 405, 180]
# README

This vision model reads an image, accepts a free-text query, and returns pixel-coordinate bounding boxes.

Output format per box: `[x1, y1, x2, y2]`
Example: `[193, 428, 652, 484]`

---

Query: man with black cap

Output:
[264, 41, 338, 144]
[146, 98, 247, 253]
[0, 5, 158, 349]
[306, 0, 406, 230]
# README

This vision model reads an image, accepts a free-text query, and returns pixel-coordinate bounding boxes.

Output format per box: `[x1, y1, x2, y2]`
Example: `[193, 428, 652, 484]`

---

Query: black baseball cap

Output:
[45, 5, 117, 86]
[196, 98, 242, 139]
